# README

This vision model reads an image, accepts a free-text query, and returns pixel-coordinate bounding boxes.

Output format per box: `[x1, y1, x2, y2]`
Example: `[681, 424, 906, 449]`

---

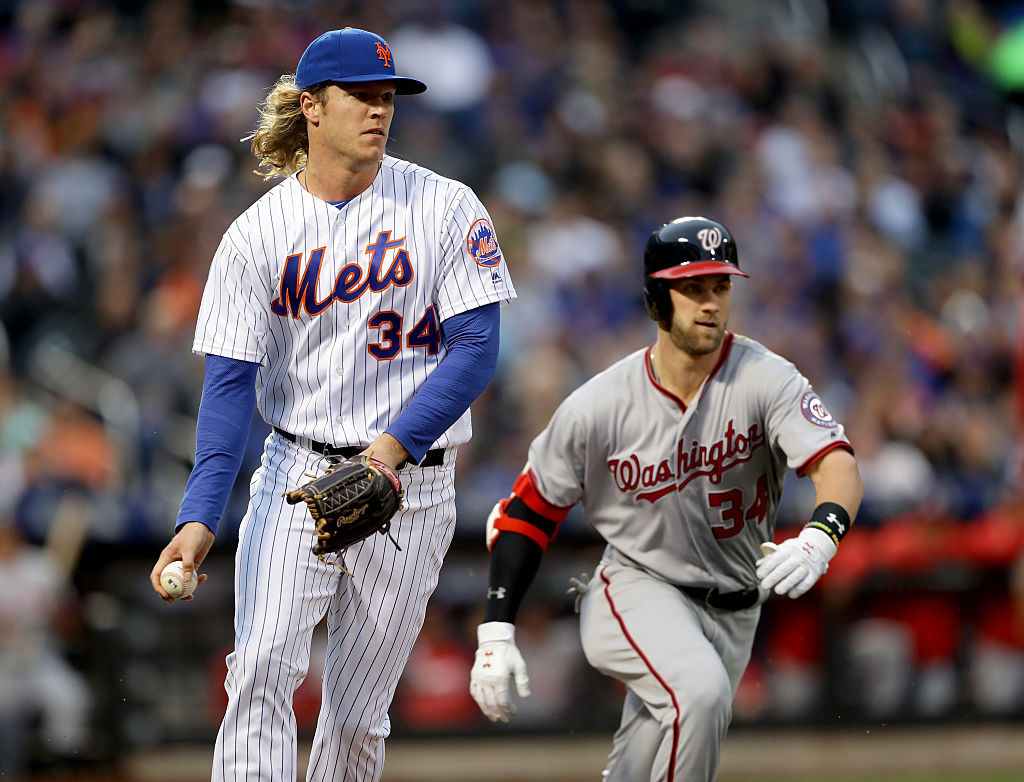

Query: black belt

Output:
[679, 585, 761, 611]
[273, 427, 445, 468]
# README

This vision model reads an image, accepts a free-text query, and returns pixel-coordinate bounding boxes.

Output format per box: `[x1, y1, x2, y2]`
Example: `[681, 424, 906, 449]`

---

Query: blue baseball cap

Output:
[295, 28, 427, 95]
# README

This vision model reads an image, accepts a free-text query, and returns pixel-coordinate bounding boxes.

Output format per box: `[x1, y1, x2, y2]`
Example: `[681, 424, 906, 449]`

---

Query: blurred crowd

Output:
[1, 0, 1024, 768]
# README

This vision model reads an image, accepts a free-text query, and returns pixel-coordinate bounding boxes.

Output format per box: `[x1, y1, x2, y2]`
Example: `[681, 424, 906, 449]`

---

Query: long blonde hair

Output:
[244, 75, 328, 180]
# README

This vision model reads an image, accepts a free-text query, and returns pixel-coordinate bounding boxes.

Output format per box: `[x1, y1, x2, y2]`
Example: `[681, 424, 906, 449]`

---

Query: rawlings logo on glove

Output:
[284, 455, 404, 569]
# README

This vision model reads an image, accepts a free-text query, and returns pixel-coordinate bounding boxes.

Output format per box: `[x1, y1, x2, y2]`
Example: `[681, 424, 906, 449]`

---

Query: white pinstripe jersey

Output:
[527, 334, 851, 592]
[194, 155, 516, 449]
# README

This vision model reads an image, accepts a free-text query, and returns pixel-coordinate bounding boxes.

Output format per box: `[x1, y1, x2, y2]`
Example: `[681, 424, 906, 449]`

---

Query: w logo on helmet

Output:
[697, 227, 723, 252]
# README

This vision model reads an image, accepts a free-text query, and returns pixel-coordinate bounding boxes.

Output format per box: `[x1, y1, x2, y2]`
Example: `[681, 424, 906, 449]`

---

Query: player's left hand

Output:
[284, 455, 403, 565]
[567, 572, 591, 614]
[469, 621, 530, 723]
[756, 526, 837, 598]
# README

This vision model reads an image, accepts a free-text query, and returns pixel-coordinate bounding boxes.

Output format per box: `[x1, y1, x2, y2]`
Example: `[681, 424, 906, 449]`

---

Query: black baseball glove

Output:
[284, 455, 404, 566]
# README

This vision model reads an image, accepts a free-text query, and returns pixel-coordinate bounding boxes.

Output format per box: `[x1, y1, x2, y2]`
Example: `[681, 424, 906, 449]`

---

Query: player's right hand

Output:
[469, 621, 531, 722]
[150, 522, 215, 603]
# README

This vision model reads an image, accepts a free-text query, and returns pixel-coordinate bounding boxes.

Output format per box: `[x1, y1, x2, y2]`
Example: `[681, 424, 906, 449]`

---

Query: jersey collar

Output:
[644, 332, 734, 412]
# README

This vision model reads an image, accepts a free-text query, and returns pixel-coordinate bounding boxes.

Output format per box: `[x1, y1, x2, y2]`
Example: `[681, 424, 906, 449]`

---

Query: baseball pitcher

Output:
[150, 28, 515, 782]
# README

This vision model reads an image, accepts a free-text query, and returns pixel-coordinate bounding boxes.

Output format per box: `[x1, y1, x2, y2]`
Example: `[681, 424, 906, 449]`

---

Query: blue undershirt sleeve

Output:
[175, 355, 259, 535]
[385, 302, 500, 463]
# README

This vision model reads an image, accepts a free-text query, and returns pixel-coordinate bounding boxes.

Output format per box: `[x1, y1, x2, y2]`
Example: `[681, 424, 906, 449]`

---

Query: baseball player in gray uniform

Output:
[469, 216, 862, 782]
[149, 28, 515, 782]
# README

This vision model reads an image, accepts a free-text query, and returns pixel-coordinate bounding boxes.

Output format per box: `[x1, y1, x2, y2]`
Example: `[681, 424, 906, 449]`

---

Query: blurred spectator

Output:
[0, 517, 91, 776]
[761, 597, 829, 722]
[968, 549, 1024, 716]
[388, 19, 495, 114]
[843, 613, 917, 719]
[844, 408, 938, 524]
[0, 370, 48, 517]
[25, 397, 119, 493]
[963, 498, 1024, 716]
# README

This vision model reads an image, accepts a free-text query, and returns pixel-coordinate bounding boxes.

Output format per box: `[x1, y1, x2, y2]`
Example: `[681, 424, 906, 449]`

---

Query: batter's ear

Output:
[643, 294, 660, 322]
[643, 283, 671, 327]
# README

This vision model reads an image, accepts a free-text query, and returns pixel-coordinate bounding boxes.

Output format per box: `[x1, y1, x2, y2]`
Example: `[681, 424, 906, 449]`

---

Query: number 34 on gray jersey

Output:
[522, 334, 852, 588]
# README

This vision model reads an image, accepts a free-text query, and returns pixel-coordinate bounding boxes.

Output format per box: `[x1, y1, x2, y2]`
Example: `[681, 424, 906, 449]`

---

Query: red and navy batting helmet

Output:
[642, 216, 748, 321]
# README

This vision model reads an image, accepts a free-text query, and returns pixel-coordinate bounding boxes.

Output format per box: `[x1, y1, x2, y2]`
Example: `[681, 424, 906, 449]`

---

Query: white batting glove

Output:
[757, 527, 837, 599]
[469, 621, 531, 722]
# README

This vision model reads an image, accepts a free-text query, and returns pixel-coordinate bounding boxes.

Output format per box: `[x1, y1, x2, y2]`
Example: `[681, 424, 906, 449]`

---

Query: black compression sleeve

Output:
[484, 531, 544, 623]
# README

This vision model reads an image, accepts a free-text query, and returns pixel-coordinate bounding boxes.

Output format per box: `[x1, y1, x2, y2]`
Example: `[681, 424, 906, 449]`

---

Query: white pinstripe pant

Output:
[212, 433, 458, 782]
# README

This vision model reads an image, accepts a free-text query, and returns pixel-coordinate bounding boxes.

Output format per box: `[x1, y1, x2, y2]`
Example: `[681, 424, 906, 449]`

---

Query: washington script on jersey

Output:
[607, 419, 766, 502]
[271, 230, 413, 318]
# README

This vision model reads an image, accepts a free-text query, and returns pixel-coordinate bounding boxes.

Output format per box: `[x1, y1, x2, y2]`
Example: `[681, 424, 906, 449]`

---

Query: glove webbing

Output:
[307, 457, 404, 573]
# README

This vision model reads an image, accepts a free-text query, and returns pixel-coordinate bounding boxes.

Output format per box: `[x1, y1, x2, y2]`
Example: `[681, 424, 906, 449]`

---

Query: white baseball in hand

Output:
[161, 561, 198, 598]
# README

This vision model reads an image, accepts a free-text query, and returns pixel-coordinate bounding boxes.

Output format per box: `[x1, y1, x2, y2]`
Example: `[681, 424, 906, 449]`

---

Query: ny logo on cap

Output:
[375, 42, 392, 66]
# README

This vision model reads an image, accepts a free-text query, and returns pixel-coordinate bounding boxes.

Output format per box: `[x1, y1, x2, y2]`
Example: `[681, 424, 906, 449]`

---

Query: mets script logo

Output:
[800, 391, 837, 428]
[375, 42, 392, 67]
[697, 226, 723, 252]
[607, 420, 766, 503]
[467, 218, 502, 267]
[271, 231, 412, 318]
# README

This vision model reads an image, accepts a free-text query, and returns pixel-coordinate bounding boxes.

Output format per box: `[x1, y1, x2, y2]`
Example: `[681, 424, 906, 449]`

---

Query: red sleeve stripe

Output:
[493, 517, 552, 550]
[512, 469, 573, 522]
[796, 442, 854, 477]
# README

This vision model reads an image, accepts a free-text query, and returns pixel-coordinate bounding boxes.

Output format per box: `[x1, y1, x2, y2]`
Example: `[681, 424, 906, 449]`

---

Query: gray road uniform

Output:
[521, 334, 851, 781]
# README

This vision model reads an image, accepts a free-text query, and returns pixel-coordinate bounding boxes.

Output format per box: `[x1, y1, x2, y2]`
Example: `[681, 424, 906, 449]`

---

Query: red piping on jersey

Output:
[707, 331, 733, 377]
[645, 345, 686, 411]
[599, 565, 679, 782]
[796, 441, 854, 478]
[644, 333, 734, 412]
